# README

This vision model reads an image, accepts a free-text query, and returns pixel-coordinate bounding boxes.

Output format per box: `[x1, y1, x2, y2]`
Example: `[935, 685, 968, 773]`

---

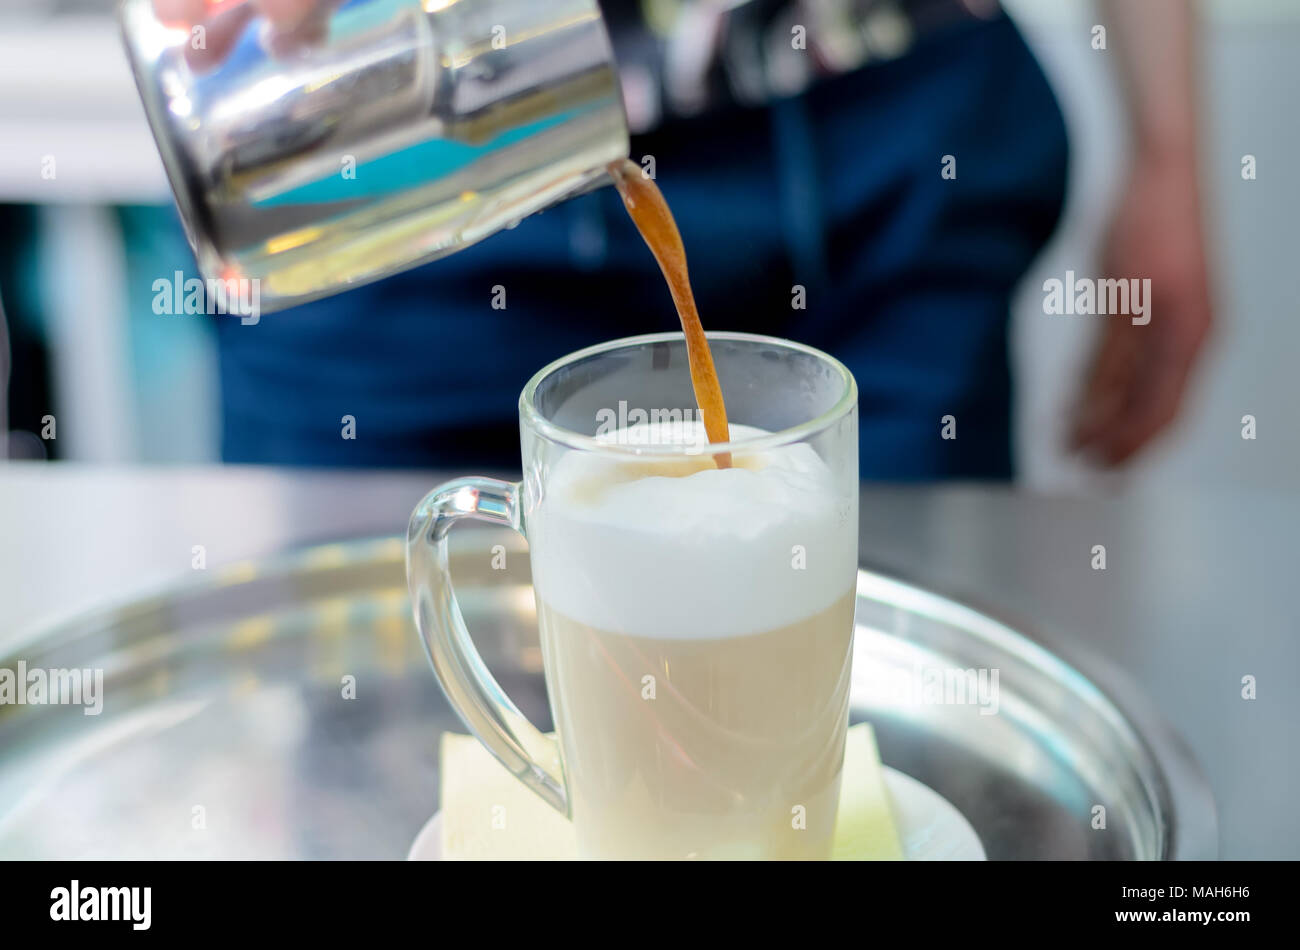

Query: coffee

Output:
[408, 159, 859, 859]
[608, 159, 732, 468]
[529, 422, 857, 859]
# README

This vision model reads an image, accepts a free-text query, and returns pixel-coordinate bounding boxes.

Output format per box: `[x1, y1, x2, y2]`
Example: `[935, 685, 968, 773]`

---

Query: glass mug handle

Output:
[405, 477, 568, 816]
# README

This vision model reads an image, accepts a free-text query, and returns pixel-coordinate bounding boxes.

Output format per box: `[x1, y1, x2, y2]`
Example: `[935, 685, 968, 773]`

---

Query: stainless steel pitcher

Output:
[119, 0, 629, 312]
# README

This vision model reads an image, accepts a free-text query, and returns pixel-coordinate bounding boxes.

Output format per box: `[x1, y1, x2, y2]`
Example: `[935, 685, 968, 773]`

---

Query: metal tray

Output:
[0, 530, 1216, 859]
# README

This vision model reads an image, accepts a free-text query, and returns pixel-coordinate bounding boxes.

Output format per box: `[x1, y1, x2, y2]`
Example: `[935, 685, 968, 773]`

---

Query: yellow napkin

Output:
[440, 722, 904, 860]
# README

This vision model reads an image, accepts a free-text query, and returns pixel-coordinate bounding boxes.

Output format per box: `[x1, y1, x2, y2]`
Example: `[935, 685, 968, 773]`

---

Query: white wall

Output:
[1006, 0, 1299, 493]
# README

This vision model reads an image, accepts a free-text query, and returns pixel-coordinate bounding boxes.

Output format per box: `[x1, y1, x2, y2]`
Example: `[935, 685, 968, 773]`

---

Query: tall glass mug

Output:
[407, 333, 859, 859]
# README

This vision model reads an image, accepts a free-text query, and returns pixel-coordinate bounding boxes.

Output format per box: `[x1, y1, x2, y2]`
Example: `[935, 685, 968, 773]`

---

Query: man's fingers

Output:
[1091, 318, 1202, 466]
[255, 0, 321, 31]
[154, 0, 333, 69]
[255, 0, 336, 56]
[1070, 324, 1140, 449]
[1094, 291, 1211, 464]
[1092, 361, 1188, 465]
[153, 0, 208, 27]
[183, 4, 256, 72]
[154, 0, 319, 32]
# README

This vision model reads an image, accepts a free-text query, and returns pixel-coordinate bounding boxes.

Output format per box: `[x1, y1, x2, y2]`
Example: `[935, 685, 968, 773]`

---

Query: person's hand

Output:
[153, 0, 334, 71]
[1069, 146, 1214, 466]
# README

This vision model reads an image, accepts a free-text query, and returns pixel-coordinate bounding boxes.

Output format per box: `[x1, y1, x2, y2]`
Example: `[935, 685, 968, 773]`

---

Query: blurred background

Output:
[0, 0, 1294, 490]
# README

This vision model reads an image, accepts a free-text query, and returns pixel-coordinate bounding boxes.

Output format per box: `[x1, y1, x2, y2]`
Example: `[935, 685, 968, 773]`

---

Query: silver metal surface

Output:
[118, 0, 629, 312]
[0, 531, 1215, 859]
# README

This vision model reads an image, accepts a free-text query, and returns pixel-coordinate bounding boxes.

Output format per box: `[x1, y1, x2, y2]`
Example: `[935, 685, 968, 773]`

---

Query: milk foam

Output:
[528, 422, 856, 639]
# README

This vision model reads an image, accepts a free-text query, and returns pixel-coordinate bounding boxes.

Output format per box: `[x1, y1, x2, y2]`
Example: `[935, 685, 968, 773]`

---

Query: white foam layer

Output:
[527, 422, 857, 639]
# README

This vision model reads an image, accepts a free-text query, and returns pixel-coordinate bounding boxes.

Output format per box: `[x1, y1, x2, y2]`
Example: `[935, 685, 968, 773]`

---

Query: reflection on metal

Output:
[0, 535, 1215, 859]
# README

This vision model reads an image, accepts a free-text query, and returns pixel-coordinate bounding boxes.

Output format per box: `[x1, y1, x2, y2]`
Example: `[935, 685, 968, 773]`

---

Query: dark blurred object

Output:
[606, 0, 1003, 132]
[0, 205, 56, 461]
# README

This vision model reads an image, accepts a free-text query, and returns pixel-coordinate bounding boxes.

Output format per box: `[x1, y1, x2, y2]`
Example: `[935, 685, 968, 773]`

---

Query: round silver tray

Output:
[0, 531, 1216, 859]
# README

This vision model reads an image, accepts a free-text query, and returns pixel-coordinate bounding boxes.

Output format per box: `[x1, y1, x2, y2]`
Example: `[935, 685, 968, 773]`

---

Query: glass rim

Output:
[518, 331, 858, 458]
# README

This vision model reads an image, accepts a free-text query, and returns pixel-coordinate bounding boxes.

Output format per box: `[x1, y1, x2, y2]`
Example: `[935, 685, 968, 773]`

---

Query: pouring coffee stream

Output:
[121, 0, 730, 466]
[607, 160, 733, 469]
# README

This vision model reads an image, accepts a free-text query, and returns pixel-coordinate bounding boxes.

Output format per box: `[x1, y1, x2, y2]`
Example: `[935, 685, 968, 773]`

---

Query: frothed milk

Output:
[528, 422, 857, 859]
